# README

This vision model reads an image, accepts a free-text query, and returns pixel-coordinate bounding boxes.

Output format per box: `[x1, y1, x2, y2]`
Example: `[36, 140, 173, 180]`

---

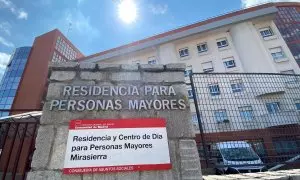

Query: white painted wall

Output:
[90, 17, 300, 133]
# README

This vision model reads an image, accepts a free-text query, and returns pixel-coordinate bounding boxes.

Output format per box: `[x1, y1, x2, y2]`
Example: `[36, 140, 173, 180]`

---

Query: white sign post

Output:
[63, 118, 171, 174]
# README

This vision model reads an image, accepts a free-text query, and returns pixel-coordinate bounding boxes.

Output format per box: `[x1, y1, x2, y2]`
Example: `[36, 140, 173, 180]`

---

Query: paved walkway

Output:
[203, 169, 300, 180]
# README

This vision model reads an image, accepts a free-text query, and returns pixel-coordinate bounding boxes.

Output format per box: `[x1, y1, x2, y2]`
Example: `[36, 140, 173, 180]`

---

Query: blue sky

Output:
[0, 0, 299, 79]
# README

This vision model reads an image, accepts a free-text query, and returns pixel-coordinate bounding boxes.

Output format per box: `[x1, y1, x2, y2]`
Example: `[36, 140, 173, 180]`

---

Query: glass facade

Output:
[274, 6, 300, 66]
[0, 47, 31, 117]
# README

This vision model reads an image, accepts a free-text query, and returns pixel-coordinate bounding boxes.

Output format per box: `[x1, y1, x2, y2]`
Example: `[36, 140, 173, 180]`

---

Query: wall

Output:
[91, 18, 299, 75]
[11, 30, 57, 112]
[27, 62, 203, 180]
[11, 29, 84, 114]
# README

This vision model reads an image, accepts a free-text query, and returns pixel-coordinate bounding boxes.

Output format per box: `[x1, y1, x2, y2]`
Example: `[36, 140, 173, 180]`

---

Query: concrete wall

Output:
[27, 62, 202, 180]
[85, 18, 300, 74]
[84, 18, 300, 134]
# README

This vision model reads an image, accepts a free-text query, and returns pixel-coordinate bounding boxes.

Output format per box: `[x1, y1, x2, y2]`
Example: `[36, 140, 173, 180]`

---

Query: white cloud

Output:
[0, 36, 14, 47]
[149, 3, 168, 15]
[17, 9, 28, 20]
[65, 9, 100, 38]
[0, 52, 10, 80]
[0, 52, 10, 69]
[0, 0, 28, 20]
[241, 0, 300, 8]
[0, 22, 11, 36]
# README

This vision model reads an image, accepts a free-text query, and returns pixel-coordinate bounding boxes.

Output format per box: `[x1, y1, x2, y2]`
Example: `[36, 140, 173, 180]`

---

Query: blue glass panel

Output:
[13, 77, 20, 83]
[3, 90, 9, 96]
[16, 70, 23, 76]
[0, 97, 7, 104]
[4, 104, 11, 109]
[6, 97, 14, 104]
[10, 70, 16, 77]
[296, 103, 300, 110]
[12, 83, 18, 90]
[8, 89, 16, 97]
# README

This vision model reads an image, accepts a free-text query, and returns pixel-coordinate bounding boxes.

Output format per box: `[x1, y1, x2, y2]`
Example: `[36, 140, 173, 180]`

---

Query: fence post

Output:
[189, 73, 209, 167]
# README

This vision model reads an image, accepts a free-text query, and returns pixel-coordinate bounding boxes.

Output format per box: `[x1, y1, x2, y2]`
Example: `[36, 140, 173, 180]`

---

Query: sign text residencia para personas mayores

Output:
[49, 85, 187, 111]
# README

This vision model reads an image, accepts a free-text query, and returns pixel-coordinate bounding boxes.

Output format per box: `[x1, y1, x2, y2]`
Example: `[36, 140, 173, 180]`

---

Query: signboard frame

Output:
[63, 118, 171, 174]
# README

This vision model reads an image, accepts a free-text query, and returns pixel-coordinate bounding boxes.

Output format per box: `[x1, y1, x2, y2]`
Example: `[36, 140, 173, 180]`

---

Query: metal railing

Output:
[0, 110, 40, 180]
[189, 73, 300, 174]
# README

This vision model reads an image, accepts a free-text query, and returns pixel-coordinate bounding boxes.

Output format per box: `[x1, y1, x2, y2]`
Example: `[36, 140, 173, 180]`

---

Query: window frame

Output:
[272, 136, 300, 155]
[238, 106, 254, 120]
[230, 79, 244, 93]
[132, 60, 140, 65]
[259, 27, 274, 38]
[216, 38, 229, 48]
[184, 65, 193, 77]
[295, 99, 300, 111]
[223, 58, 236, 69]
[197, 42, 208, 53]
[270, 47, 285, 61]
[147, 56, 157, 65]
[214, 109, 229, 123]
[179, 47, 189, 58]
[208, 83, 221, 96]
[187, 89, 193, 99]
[202, 61, 214, 73]
[266, 102, 281, 114]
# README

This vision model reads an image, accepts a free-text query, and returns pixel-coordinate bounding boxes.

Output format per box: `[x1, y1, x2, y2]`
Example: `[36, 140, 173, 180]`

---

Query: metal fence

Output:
[0, 111, 40, 180]
[189, 73, 300, 174]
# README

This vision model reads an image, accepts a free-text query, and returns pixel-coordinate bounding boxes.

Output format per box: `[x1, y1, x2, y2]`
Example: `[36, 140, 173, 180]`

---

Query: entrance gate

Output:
[0, 113, 40, 180]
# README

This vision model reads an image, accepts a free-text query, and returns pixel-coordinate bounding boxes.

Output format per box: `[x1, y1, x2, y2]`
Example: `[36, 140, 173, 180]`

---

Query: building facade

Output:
[0, 47, 31, 117]
[0, 29, 83, 117]
[77, 3, 300, 168]
[274, 3, 300, 67]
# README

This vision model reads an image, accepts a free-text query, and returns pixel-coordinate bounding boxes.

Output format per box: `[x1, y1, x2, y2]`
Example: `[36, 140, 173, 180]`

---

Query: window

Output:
[266, 102, 280, 114]
[239, 106, 254, 120]
[230, 79, 244, 93]
[223, 58, 236, 69]
[214, 109, 228, 123]
[192, 114, 198, 124]
[148, 56, 157, 64]
[273, 137, 300, 154]
[281, 70, 298, 83]
[179, 48, 189, 58]
[184, 66, 193, 77]
[216, 38, 228, 48]
[191, 113, 199, 130]
[197, 43, 208, 53]
[132, 60, 140, 65]
[270, 47, 285, 60]
[188, 89, 193, 99]
[260, 27, 274, 38]
[295, 99, 300, 110]
[202, 61, 214, 73]
[208, 83, 220, 96]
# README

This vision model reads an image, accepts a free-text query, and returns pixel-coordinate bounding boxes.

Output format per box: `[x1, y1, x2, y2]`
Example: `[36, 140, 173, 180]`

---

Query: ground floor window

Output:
[272, 136, 300, 154]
